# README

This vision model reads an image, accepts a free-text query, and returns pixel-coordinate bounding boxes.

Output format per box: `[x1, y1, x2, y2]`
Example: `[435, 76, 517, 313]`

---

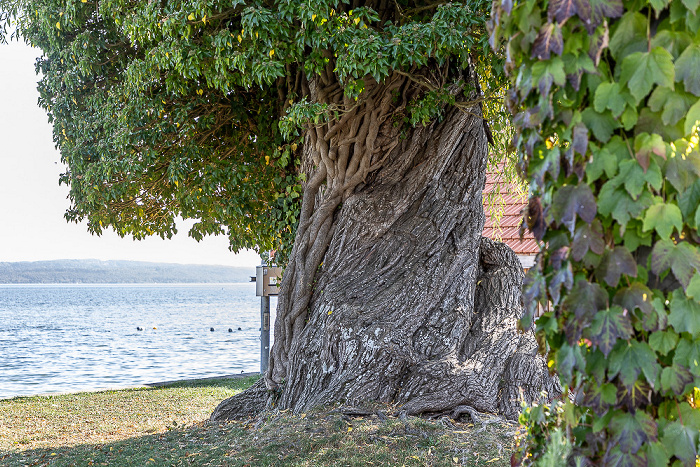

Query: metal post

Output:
[260, 295, 270, 374]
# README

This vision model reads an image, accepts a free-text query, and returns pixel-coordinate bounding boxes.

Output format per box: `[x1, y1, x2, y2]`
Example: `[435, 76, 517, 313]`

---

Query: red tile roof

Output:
[482, 171, 540, 256]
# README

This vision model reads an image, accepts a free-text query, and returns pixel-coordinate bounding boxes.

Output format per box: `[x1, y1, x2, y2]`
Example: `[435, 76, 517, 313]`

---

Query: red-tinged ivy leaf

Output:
[687, 274, 700, 300]
[608, 340, 660, 389]
[595, 246, 637, 287]
[616, 379, 652, 411]
[685, 99, 700, 136]
[674, 337, 700, 376]
[676, 43, 700, 97]
[613, 282, 654, 317]
[642, 202, 683, 239]
[651, 239, 700, 290]
[648, 330, 679, 356]
[588, 25, 609, 66]
[609, 411, 657, 455]
[660, 421, 699, 465]
[594, 82, 627, 117]
[598, 184, 652, 227]
[522, 270, 546, 330]
[532, 22, 563, 60]
[585, 0, 623, 33]
[588, 306, 634, 357]
[608, 12, 647, 60]
[552, 183, 596, 234]
[526, 196, 546, 240]
[548, 262, 573, 305]
[620, 47, 675, 104]
[660, 365, 694, 396]
[572, 122, 588, 156]
[669, 289, 700, 337]
[581, 107, 620, 143]
[633, 133, 666, 171]
[582, 381, 617, 415]
[562, 279, 608, 322]
[678, 179, 700, 221]
[572, 219, 605, 261]
[556, 342, 583, 383]
[531, 58, 566, 97]
[548, 0, 580, 23]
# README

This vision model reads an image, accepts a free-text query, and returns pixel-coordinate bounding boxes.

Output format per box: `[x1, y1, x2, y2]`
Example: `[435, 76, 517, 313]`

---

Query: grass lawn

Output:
[0, 376, 518, 466]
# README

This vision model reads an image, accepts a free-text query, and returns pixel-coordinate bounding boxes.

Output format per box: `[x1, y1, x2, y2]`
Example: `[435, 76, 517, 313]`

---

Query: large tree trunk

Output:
[211, 67, 560, 422]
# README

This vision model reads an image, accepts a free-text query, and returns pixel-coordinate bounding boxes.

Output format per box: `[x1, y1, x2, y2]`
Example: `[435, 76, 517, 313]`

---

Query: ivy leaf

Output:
[608, 340, 660, 389]
[642, 202, 683, 239]
[674, 337, 700, 376]
[552, 183, 596, 233]
[585, 0, 623, 33]
[649, 330, 679, 356]
[645, 442, 671, 466]
[562, 278, 608, 323]
[598, 184, 652, 226]
[687, 274, 700, 300]
[609, 411, 657, 454]
[679, 179, 700, 222]
[582, 381, 617, 415]
[616, 379, 652, 411]
[614, 159, 663, 198]
[648, 87, 697, 126]
[594, 82, 627, 117]
[548, 0, 583, 23]
[572, 122, 588, 156]
[532, 22, 563, 60]
[588, 306, 634, 356]
[660, 365, 694, 395]
[660, 421, 699, 464]
[609, 12, 647, 60]
[581, 107, 620, 142]
[548, 262, 573, 305]
[531, 58, 566, 96]
[613, 282, 653, 317]
[651, 240, 700, 290]
[675, 43, 700, 96]
[633, 133, 666, 171]
[669, 289, 700, 337]
[572, 219, 605, 261]
[682, 0, 700, 12]
[596, 246, 638, 287]
[620, 47, 675, 103]
[602, 447, 647, 466]
[685, 98, 700, 135]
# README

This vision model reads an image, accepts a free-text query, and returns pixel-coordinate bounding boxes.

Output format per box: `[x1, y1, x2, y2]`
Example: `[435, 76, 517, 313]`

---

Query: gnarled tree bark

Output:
[212, 64, 560, 422]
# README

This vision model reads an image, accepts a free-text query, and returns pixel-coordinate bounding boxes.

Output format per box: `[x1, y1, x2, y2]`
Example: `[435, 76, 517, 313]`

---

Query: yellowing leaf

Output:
[265, 155, 270, 165]
[354, 17, 361, 25]
[269, 49, 275, 57]
[312, 14, 317, 21]
[187, 12, 195, 21]
[237, 35, 242, 43]
[453, 457, 459, 463]
[55, 22, 61, 29]
[202, 14, 207, 23]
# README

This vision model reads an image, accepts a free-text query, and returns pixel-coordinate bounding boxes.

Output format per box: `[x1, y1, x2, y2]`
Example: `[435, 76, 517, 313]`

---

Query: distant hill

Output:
[0, 260, 254, 284]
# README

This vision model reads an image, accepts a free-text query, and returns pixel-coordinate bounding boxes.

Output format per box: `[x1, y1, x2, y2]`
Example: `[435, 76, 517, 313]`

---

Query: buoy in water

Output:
[238, 327, 242, 331]
[153, 327, 157, 330]
[136, 327, 143, 331]
[210, 327, 215, 332]
[228, 328, 233, 332]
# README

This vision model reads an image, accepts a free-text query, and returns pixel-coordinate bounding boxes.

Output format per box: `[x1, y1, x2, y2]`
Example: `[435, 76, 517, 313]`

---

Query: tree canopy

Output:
[1, 0, 512, 262]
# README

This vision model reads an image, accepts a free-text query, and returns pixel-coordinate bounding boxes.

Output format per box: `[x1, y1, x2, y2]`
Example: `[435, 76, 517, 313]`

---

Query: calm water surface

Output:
[0, 283, 276, 398]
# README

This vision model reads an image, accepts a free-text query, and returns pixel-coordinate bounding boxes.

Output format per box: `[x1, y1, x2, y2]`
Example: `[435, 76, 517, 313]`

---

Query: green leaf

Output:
[633, 133, 666, 170]
[551, 183, 597, 234]
[562, 279, 608, 322]
[644, 442, 671, 467]
[651, 240, 700, 290]
[669, 288, 700, 336]
[642, 202, 683, 239]
[598, 184, 652, 226]
[594, 82, 627, 117]
[660, 365, 694, 395]
[582, 381, 618, 414]
[609, 411, 657, 455]
[682, 0, 700, 12]
[660, 421, 699, 464]
[676, 43, 700, 96]
[615, 159, 662, 199]
[666, 152, 700, 194]
[595, 246, 638, 287]
[608, 340, 660, 389]
[531, 58, 566, 96]
[620, 47, 675, 103]
[687, 274, 700, 300]
[679, 179, 700, 221]
[581, 107, 620, 142]
[613, 282, 654, 317]
[609, 12, 648, 60]
[649, 330, 679, 356]
[685, 98, 700, 135]
[648, 87, 698, 126]
[588, 306, 634, 356]
[674, 337, 700, 376]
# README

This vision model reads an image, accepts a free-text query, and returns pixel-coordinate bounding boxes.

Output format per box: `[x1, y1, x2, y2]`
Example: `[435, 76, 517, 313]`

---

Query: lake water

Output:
[0, 283, 276, 399]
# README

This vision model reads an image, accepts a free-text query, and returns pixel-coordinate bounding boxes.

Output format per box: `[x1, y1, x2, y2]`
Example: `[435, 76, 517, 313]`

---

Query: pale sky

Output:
[0, 40, 260, 267]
